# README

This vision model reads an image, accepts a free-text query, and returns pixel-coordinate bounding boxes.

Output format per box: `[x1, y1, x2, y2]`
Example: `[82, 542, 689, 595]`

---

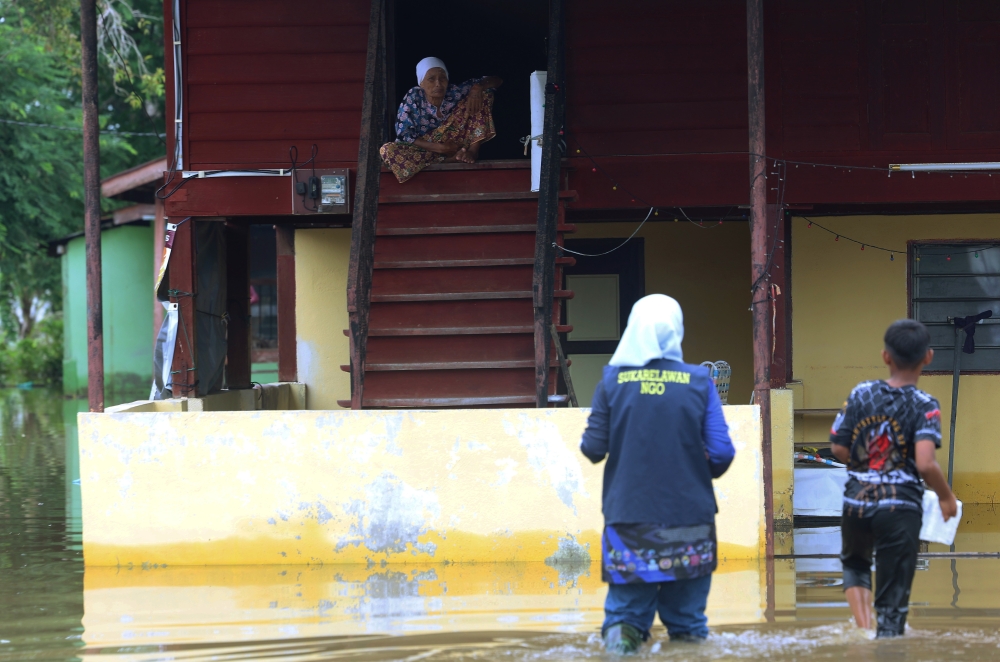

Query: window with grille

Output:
[911, 242, 1000, 372]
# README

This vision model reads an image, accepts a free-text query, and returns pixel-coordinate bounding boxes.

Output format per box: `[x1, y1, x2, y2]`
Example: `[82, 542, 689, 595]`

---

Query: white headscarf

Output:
[416, 57, 448, 84]
[608, 294, 684, 367]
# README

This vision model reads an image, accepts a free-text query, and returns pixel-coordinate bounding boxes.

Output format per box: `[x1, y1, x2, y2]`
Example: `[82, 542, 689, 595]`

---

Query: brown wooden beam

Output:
[533, 0, 565, 408]
[168, 218, 198, 397]
[276, 225, 297, 382]
[747, 0, 774, 567]
[225, 221, 252, 389]
[81, 0, 104, 412]
[346, 0, 387, 409]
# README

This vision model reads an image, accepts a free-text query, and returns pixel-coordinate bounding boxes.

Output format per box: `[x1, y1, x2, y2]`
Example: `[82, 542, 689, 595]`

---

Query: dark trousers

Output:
[840, 509, 922, 637]
[602, 575, 712, 640]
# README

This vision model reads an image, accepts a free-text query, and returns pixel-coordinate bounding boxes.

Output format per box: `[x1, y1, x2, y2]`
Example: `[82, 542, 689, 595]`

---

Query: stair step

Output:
[379, 190, 577, 205]
[377, 223, 575, 236]
[370, 290, 573, 303]
[347, 324, 573, 337]
[374, 257, 576, 269]
[341, 359, 562, 372]
[337, 394, 569, 408]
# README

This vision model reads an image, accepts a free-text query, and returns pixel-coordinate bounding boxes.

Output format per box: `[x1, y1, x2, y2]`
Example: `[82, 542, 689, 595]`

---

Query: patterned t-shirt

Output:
[830, 380, 942, 516]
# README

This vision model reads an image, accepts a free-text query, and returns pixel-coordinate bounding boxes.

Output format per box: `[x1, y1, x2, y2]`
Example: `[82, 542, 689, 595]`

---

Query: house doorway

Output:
[393, 0, 548, 161]
[561, 238, 646, 406]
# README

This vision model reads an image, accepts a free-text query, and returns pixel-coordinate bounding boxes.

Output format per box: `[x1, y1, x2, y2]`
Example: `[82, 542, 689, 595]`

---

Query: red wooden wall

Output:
[163, 0, 1000, 217]
[565, 0, 1000, 209]
[179, 0, 368, 171]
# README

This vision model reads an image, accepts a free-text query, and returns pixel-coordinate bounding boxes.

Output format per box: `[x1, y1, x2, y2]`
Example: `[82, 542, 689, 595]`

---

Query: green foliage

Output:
[0, 0, 164, 378]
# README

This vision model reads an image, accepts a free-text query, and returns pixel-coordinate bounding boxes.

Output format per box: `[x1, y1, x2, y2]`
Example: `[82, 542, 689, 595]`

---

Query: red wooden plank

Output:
[567, 73, 746, 105]
[363, 368, 548, 399]
[188, 111, 362, 140]
[378, 167, 531, 196]
[187, 26, 367, 55]
[188, 83, 364, 113]
[780, 97, 861, 127]
[781, 125, 862, 152]
[163, 176, 291, 216]
[369, 299, 535, 330]
[377, 200, 540, 225]
[567, 129, 748, 155]
[186, 54, 367, 84]
[566, 155, 748, 208]
[372, 265, 533, 294]
[186, 0, 369, 28]
[570, 101, 747, 132]
[187, 140, 359, 169]
[568, 45, 746, 76]
[373, 234, 536, 261]
[367, 334, 535, 363]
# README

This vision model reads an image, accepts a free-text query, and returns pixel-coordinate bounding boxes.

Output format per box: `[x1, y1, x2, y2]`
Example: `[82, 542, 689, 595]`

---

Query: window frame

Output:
[908, 238, 1000, 376]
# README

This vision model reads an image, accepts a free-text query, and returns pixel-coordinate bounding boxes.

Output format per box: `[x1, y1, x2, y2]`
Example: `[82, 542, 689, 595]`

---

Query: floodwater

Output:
[4, 389, 1000, 661]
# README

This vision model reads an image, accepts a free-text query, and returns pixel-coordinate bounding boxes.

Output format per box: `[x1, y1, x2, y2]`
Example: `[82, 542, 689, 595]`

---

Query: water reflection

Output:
[4, 389, 1000, 661]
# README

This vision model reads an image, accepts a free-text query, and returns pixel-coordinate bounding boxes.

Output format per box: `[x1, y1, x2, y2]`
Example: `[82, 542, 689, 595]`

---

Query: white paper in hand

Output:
[919, 490, 962, 546]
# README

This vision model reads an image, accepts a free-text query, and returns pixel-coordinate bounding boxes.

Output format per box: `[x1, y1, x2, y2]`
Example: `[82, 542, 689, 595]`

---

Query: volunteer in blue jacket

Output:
[581, 294, 736, 654]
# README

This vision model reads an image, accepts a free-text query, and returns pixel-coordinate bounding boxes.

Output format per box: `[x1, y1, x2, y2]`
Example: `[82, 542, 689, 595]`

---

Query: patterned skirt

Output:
[380, 91, 496, 183]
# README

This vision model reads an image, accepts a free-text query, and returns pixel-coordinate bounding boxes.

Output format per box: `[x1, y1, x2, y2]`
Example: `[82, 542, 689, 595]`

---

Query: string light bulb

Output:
[612, 185, 617, 190]
[975, 251, 980, 258]
[807, 222, 812, 228]
[835, 235, 840, 241]
[947, 255, 952, 261]
[861, 244, 865, 250]
[591, 167, 597, 173]
[890, 253, 895, 261]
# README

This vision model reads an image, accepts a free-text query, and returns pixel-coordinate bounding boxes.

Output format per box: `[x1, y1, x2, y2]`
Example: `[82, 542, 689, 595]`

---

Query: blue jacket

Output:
[580, 359, 735, 527]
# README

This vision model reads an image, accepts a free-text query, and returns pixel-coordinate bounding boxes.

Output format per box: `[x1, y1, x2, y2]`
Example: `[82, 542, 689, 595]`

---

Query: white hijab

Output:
[416, 57, 448, 84]
[608, 294, 684, 367]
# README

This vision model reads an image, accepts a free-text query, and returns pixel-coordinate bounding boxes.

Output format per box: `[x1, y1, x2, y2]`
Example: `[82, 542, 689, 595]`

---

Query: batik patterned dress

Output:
[380, 79, 496, 183]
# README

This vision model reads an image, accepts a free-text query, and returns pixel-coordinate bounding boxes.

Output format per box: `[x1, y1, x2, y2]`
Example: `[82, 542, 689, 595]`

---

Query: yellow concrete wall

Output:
[295, 229, 352, 410]
[572, 221, 754, 404]
[770, 388, 794, 554]
[78, 406, 763, 566]
[791, 213, 1000, 503]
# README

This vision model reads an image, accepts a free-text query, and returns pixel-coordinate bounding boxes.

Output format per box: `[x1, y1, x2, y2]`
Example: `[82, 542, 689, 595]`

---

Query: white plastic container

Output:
[920, 490, 962, 546]
[529, 71, 547, 192]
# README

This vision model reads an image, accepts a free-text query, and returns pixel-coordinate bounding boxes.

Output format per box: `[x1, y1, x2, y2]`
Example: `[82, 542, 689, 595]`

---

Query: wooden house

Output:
[150, 0, 1000, 510]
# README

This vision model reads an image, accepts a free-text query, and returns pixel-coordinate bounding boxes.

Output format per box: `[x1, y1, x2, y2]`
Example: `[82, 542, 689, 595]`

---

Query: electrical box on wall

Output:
[291, 168, 350, 215]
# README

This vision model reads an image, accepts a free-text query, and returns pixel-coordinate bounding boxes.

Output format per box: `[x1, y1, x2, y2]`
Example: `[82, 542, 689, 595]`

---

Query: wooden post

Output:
[533, 0, 565, 408]
[747, 0, 774, 562]
[81, 0, 104, 412]
[346, 0, 387, 409]
[276, 224, 297, 382]
[169, 218, 198, 397]
[225, 221, 251, 389]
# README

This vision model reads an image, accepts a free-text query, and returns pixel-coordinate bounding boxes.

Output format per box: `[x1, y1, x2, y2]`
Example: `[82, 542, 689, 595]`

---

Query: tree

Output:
[0, 0, 164, 349]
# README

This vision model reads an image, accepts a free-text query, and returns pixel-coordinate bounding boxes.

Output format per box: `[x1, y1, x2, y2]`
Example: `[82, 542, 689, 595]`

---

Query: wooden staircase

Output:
[340, 160, 575, 408]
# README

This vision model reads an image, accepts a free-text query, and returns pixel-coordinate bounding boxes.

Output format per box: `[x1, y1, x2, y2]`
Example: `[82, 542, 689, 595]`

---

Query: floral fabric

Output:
[380, 91, 495, 183]
[394, 77, 483, 144]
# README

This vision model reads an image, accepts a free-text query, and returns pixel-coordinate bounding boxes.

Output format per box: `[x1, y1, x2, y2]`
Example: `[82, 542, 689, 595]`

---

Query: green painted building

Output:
[58, 223, 154, 401]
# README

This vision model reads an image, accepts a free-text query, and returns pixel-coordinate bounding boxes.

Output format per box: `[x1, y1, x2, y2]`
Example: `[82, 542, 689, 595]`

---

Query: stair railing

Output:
[532, 0, 566, 407]
[346, 0, 388, 409]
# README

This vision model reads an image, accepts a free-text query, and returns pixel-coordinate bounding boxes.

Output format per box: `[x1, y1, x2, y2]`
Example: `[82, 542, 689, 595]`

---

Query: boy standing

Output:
[831, 319, 957, 637]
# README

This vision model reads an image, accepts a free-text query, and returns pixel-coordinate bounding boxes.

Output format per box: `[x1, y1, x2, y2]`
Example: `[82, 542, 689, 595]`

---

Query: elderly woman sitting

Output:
[380, 57, 502, 183]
